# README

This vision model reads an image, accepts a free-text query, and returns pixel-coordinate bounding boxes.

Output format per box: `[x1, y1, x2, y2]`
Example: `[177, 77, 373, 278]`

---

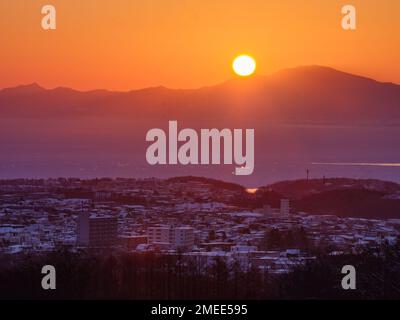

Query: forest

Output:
[1, 244, 399, 300]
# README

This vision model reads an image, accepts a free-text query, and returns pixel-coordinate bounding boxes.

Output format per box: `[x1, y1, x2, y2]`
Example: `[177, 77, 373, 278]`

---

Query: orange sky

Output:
[0, 0, 399, 90]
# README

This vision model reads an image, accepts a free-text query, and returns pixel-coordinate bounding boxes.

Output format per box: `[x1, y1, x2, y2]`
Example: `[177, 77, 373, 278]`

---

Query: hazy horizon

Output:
[2, 64, 400, 92]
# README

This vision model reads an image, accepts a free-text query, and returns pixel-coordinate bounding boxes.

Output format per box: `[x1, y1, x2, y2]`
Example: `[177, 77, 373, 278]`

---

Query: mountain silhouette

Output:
[1, 66, 400, 185]
[1, 66, 400, 125]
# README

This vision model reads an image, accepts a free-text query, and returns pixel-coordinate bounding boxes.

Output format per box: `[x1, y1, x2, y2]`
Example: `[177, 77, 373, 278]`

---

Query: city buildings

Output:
[0, 177, 399, 274]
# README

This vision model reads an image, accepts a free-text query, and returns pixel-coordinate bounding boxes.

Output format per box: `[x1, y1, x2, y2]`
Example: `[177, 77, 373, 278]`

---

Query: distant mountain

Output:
[1, 66, 400, 125]
[0, 83, 46, 95]
[1, 66, 400, 184]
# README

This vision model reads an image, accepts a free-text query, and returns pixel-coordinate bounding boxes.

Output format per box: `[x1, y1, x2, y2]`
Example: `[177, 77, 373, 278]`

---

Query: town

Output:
[0, 177, 399, 275]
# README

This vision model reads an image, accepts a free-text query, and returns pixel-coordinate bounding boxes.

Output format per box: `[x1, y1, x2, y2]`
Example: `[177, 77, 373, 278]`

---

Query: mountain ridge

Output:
[2, 65, 399, 93]
[1, 65, 399, 126]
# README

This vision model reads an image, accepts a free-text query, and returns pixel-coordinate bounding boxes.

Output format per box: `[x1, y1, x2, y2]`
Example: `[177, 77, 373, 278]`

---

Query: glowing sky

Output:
[0, 0, 399, 90]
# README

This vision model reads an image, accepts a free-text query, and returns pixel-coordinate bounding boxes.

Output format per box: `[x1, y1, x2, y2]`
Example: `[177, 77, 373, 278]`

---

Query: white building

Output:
[280, 199, 291, 215]
[0, 224, 29, 246]
[147, 225, 194, 251]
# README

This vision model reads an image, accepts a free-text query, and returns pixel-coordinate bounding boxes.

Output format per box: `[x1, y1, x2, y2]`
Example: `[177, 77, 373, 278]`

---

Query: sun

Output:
[232, 55, 256, 77]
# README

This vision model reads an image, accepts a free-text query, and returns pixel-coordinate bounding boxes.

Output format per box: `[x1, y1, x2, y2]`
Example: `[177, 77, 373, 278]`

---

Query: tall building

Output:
[174, 227, 195, 249]
[77, 212, 118, 247]
[147, 225, 194, 250]
[280, 199, 291, 215]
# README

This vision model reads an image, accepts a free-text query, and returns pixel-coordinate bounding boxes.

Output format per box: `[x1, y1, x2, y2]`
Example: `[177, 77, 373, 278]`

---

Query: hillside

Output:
[258, 178, 400, 219]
